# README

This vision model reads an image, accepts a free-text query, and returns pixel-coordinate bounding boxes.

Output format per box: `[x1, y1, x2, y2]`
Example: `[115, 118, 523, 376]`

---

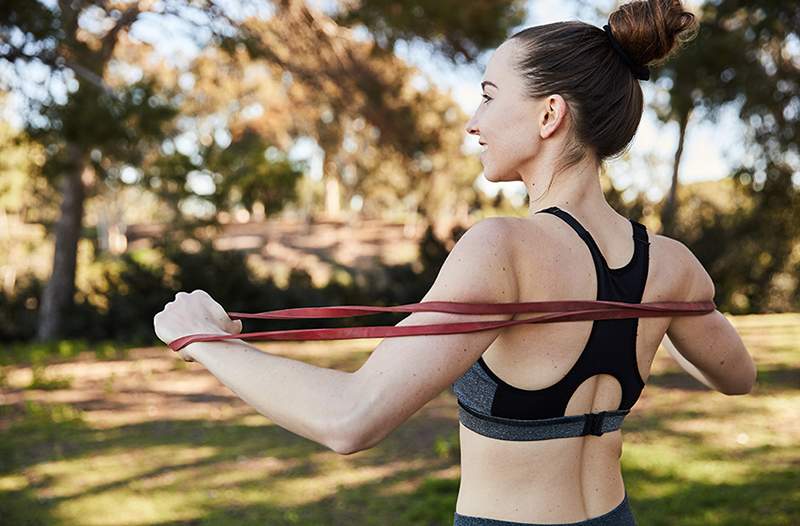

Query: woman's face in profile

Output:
[465, 39, 544, 183]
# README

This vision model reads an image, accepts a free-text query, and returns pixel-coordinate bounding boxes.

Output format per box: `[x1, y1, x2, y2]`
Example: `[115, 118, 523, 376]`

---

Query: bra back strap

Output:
[457, 401, 629, 441]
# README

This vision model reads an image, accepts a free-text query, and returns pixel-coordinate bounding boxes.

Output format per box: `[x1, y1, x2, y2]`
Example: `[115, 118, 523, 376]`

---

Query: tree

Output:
[652, 2, 799, 237]
[0, 0, 245, 341]
[653, 1, 800, 311]
[2, 0, 528, 341]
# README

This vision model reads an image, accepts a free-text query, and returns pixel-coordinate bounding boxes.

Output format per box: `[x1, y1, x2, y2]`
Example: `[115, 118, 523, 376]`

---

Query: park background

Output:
[0, 0, 798, 524]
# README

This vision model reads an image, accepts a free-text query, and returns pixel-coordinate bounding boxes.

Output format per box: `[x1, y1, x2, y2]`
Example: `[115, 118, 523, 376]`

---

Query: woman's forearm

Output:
[187, 339, 360, 453]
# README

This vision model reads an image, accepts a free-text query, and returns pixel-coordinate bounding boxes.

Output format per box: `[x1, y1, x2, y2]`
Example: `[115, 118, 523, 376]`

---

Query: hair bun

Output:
[608, 0, 699, 68]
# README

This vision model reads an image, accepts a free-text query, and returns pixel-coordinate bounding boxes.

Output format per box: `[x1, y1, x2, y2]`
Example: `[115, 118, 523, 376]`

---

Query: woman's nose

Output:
[465, 117, 478, 136]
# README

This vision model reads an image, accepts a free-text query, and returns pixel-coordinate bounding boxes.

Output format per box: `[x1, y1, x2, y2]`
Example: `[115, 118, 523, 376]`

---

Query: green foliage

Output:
[0, 339, 129, 366]
[653, 1, 800, 312]
[400, 476, 460, 524]
[3, 0, 795, 348]
[668, 176, 800, 314]
[1, 399, 86, 442]
[27, 77, 182, 208]
[0, 272, 43, 341]
[0, 221, 458, 352]
[433, 432, 460, 460]
[0, 117, 42, 214]
[333, 0, 528, 63]
[27, 363, 73, 390]
[206, 127, 305, 217]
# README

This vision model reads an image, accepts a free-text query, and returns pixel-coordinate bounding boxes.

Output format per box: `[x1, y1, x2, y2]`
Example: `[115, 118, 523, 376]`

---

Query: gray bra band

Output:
[457, 401, 629, 441]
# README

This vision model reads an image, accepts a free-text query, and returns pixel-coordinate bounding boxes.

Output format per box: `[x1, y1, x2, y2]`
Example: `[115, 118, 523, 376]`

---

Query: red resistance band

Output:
[167, 299, 716, 352]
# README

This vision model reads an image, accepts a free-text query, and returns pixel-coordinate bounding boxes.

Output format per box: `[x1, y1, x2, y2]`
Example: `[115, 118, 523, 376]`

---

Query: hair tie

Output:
[602, 24, 650, 81]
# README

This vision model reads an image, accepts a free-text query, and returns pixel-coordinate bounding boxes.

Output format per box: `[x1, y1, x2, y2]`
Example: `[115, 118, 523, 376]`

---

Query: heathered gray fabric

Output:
[457, 403, 628, 441]
[452, 360, 498, 414]
[453, 491, 636, 525]
[451, 359, 629, 441]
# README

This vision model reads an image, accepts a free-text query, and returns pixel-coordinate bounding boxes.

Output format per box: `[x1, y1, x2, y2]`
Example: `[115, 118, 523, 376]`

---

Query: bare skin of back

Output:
[455, 212, 696, 523]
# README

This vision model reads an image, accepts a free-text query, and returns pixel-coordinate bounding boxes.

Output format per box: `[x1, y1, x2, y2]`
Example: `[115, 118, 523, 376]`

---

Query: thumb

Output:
[228, 319, 243, 334]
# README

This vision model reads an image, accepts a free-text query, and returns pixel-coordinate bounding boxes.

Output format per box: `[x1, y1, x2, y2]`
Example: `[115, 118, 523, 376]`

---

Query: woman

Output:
[449, 0, 756, 524]
[154, 0, 757, 524]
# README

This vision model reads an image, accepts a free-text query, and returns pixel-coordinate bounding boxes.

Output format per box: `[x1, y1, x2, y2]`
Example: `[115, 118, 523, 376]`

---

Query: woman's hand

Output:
[154, 290, 243, 362]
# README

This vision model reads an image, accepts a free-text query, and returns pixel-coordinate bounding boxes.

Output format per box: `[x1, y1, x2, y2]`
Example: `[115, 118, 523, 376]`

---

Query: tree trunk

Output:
[36, 143, 87, 342]
[660, 107, 691, 237]
[324, 173, 342, 217]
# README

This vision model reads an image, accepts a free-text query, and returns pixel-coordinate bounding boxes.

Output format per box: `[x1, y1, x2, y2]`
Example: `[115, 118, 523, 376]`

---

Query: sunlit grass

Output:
[0, 312, 797, 525]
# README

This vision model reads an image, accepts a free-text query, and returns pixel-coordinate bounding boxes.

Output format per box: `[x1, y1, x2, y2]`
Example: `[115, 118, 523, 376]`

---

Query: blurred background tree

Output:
[0, 0, 797, 343]
[0, 0, 525, 341]
[649, 2, 800, 312]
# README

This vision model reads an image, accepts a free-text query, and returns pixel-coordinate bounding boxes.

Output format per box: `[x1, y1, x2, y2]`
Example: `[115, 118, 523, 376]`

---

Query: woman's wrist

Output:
[184, 338, 247, 364]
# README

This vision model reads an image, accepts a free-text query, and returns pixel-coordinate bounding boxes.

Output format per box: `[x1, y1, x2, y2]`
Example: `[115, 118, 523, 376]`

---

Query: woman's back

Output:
[454, 208, 690, 523]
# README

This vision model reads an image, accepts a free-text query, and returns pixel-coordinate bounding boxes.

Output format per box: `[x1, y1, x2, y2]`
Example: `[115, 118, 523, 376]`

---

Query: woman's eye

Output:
[481, 94, 492, 104]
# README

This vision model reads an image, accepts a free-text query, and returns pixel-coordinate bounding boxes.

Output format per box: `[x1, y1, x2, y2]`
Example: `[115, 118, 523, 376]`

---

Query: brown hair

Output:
[509, 0, 698, 181]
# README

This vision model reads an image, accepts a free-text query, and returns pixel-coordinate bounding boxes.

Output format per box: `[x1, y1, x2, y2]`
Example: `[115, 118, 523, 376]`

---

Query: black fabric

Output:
[453, 489, 636, 525]
[452, 206, 650, 422]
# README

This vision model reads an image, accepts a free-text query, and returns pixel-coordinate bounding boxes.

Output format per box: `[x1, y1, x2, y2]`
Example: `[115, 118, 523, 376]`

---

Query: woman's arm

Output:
[660, 334, 716, 390]
[175, 217, 516, 456]
[187, 338, 360, 454]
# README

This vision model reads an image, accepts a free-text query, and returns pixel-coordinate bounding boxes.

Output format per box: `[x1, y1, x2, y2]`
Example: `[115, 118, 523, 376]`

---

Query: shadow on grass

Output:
[2, 324, 797, 526]
[646, 370, 718, 391]
[626, 459, 799, 526]
[0, 483, 66, 526]
[0, 395, 460, 525]
[645, 364, 799, 393]
[749, 365, 800, 392]
[144, 459, 459, 526]
[1, 413, 326, 475]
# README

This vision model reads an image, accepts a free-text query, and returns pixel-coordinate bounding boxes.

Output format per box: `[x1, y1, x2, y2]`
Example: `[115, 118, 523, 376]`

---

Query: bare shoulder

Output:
[464, 215, 543, 259]
[421, 216, 519, 303]
[479, 215, 547, 240]
[650, 233, 715, 300]
[443, 217, 514, 270]
[459, 216, 520, 249]
[453, 215, 520, 284]
[468, 215, 520, 233]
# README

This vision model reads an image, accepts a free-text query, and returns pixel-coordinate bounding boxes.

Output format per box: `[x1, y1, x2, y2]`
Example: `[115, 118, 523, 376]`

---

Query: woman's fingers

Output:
[185, 290, 233, 330]
[227, 319, 243, 334]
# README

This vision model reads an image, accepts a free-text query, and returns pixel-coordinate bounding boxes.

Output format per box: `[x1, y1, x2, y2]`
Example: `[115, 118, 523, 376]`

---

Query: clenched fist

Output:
[154, 290, 242, 361]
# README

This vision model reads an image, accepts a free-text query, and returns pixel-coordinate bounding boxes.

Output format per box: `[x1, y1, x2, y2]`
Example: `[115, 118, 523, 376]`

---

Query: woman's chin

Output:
[485, 172, 521, 184]
[482, 168, 508, 182]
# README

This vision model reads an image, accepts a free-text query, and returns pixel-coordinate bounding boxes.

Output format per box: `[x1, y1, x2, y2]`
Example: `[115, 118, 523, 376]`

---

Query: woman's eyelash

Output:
[481, 94, 492, 103]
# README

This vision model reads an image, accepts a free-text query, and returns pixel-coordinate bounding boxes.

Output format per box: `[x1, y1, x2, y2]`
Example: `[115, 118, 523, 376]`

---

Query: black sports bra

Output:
[451, 206, 651, 441]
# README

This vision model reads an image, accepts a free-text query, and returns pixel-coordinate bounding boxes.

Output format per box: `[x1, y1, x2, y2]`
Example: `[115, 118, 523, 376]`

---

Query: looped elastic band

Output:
[167, 298, 716, 352]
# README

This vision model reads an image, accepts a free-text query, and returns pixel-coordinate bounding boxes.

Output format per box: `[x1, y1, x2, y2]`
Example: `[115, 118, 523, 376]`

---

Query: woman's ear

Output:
[539, 94, 567, 139]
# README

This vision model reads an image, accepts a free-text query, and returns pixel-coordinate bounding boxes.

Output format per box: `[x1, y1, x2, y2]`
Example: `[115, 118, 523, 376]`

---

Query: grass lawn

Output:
[1, 313, 798, 525]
